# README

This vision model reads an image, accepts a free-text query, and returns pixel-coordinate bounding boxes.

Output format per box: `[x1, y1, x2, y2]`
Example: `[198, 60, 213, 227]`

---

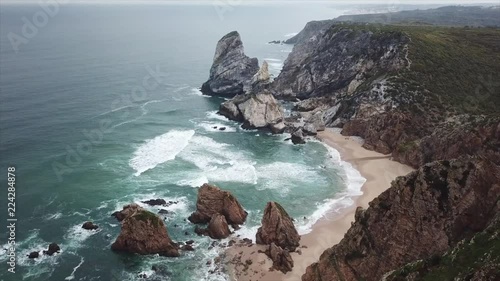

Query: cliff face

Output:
[271, 23, 500, 167]
[383, 212, 500, 281]
[302, 158, 500, 281]
[273, 26, 409, 100]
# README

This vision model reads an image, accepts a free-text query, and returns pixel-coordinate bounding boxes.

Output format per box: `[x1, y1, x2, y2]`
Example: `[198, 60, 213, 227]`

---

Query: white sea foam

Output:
[177, 135, 258, 184]
[295, 143, 366, 234]
[256, 162, 324, 193]
[65, 224, 100, 244]
[44, 212, 63, 220]
[206, 110, 230, 122]
[196, 121, 237, 133]
[129, 130, 195, 176]
[284, 32, 298, 38]
[190, 88, 210, 97]
[64, 256, 84, 280]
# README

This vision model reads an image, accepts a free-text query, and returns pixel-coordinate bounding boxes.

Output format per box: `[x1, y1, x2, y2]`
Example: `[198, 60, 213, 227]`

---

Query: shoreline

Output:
[224, 128, 414, 281]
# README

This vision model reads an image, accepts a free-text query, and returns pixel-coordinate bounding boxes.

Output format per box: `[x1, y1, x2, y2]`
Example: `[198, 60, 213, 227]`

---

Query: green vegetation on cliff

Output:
[386, 216, 500, 281]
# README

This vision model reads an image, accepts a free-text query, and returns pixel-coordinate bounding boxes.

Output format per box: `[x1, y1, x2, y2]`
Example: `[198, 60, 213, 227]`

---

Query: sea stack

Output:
[188, 183, 248, 226]
[201, 31, 259, 97]
[256, 202, 300, 251]
[111, 208, 179, 257]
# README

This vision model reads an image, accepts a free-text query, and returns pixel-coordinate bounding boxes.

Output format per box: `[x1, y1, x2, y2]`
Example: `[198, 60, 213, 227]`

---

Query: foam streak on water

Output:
[129, 130, 195, 175]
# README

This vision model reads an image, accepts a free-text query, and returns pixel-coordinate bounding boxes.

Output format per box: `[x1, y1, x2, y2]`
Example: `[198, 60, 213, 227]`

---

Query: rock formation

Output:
[302, 158, 500, 281]
[112, 203, 144, 222]
[218, 91, 286, 133]
[188, 183, 247, 225]
[266, 243, 294, 274]
[201, 31, 259, 97]
[250, 60, 271, 92]
[256, 202, 300, 251]
[111, 209, 179, 257]
[43, 243, 60, 256]
[207, 213, 231, 239]
[82, 221, 98, 230]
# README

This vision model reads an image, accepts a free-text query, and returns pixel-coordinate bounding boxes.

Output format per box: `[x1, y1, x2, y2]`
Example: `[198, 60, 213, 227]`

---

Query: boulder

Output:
[43, 243, 60, 256]
[256, 202, 300, 251]
[141, 199, 167, 206]
[188, 183, 247, 225]
[291, 129, 306, 144]
[201, 31, 259, 97]
[219, 90, 285, 133]
[207, 214, 231, 239]
[112, 203, 144, 222]
[82, 221, 98, 230]
[265, 243, 294, 274]
[28, 251, 39, 259]
[111, 209, 179, 257]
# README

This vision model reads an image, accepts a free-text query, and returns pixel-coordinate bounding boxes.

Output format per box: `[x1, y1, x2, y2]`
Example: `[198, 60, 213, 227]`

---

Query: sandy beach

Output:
[225, 128, 414, 281]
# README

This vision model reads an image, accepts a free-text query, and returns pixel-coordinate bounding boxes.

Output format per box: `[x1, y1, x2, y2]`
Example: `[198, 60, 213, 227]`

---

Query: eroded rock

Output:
[201, 31, 259, 97]
[256, 202, 300, 251]
[111, 209, 179, 257]
[188, 183, 247, 225]
[207, 214, 231, 239]
[266, 243, 294, 274]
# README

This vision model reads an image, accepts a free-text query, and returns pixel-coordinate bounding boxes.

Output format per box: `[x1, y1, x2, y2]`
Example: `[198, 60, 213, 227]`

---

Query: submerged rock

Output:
[201, 31, 259, 97]
[82, 221, 98, 230]
[111, 209, 179, 257]
[43, 243, 60, 256]
[28, 251, 39, 259]
[207, 214, 231, 239]
[256, 202, 300, 251]
[188, 183, 247, 225]
[265, 243, 294, 273]
[141, 199, 167, 206]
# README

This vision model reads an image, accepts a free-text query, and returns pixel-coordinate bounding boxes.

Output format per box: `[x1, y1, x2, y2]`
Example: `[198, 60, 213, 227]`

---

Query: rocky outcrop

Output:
[218, 91, 286, 133]
[188, 183, 247, 225]
[273, 25, 409, 100]
[112, 209, 179, 257]
[112, 203, 144, 222]
[250, 60, 271, 92]
[384, 212, 500, 281]
[256, 202, 300, 251]
[302, 158, 500, 281]
[82, 221, 98, 230]
[201, 31, 259, 97]
[284, 20, 335, 45]
[207, 213, 231, 239]
[43, 243, 60, 256]
[265, 243, 294, 274]
[393, 117, 500, 168]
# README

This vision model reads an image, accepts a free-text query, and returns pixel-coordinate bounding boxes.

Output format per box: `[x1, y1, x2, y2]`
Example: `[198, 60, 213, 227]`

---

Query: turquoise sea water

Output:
[0, 4, 365, 281]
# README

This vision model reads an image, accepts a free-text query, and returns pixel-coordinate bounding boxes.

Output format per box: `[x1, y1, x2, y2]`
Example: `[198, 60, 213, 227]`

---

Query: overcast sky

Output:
[2, 0, 499, 4]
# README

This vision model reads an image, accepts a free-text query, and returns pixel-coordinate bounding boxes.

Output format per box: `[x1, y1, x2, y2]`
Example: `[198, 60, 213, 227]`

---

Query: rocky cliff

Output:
[271, 23, 500, 166]
[201, 31, 259, 97]
[302, 158, 500, 281]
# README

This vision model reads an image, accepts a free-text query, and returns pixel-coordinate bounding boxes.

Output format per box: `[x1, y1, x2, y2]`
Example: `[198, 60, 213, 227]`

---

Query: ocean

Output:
[0, 3, 366, 281]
